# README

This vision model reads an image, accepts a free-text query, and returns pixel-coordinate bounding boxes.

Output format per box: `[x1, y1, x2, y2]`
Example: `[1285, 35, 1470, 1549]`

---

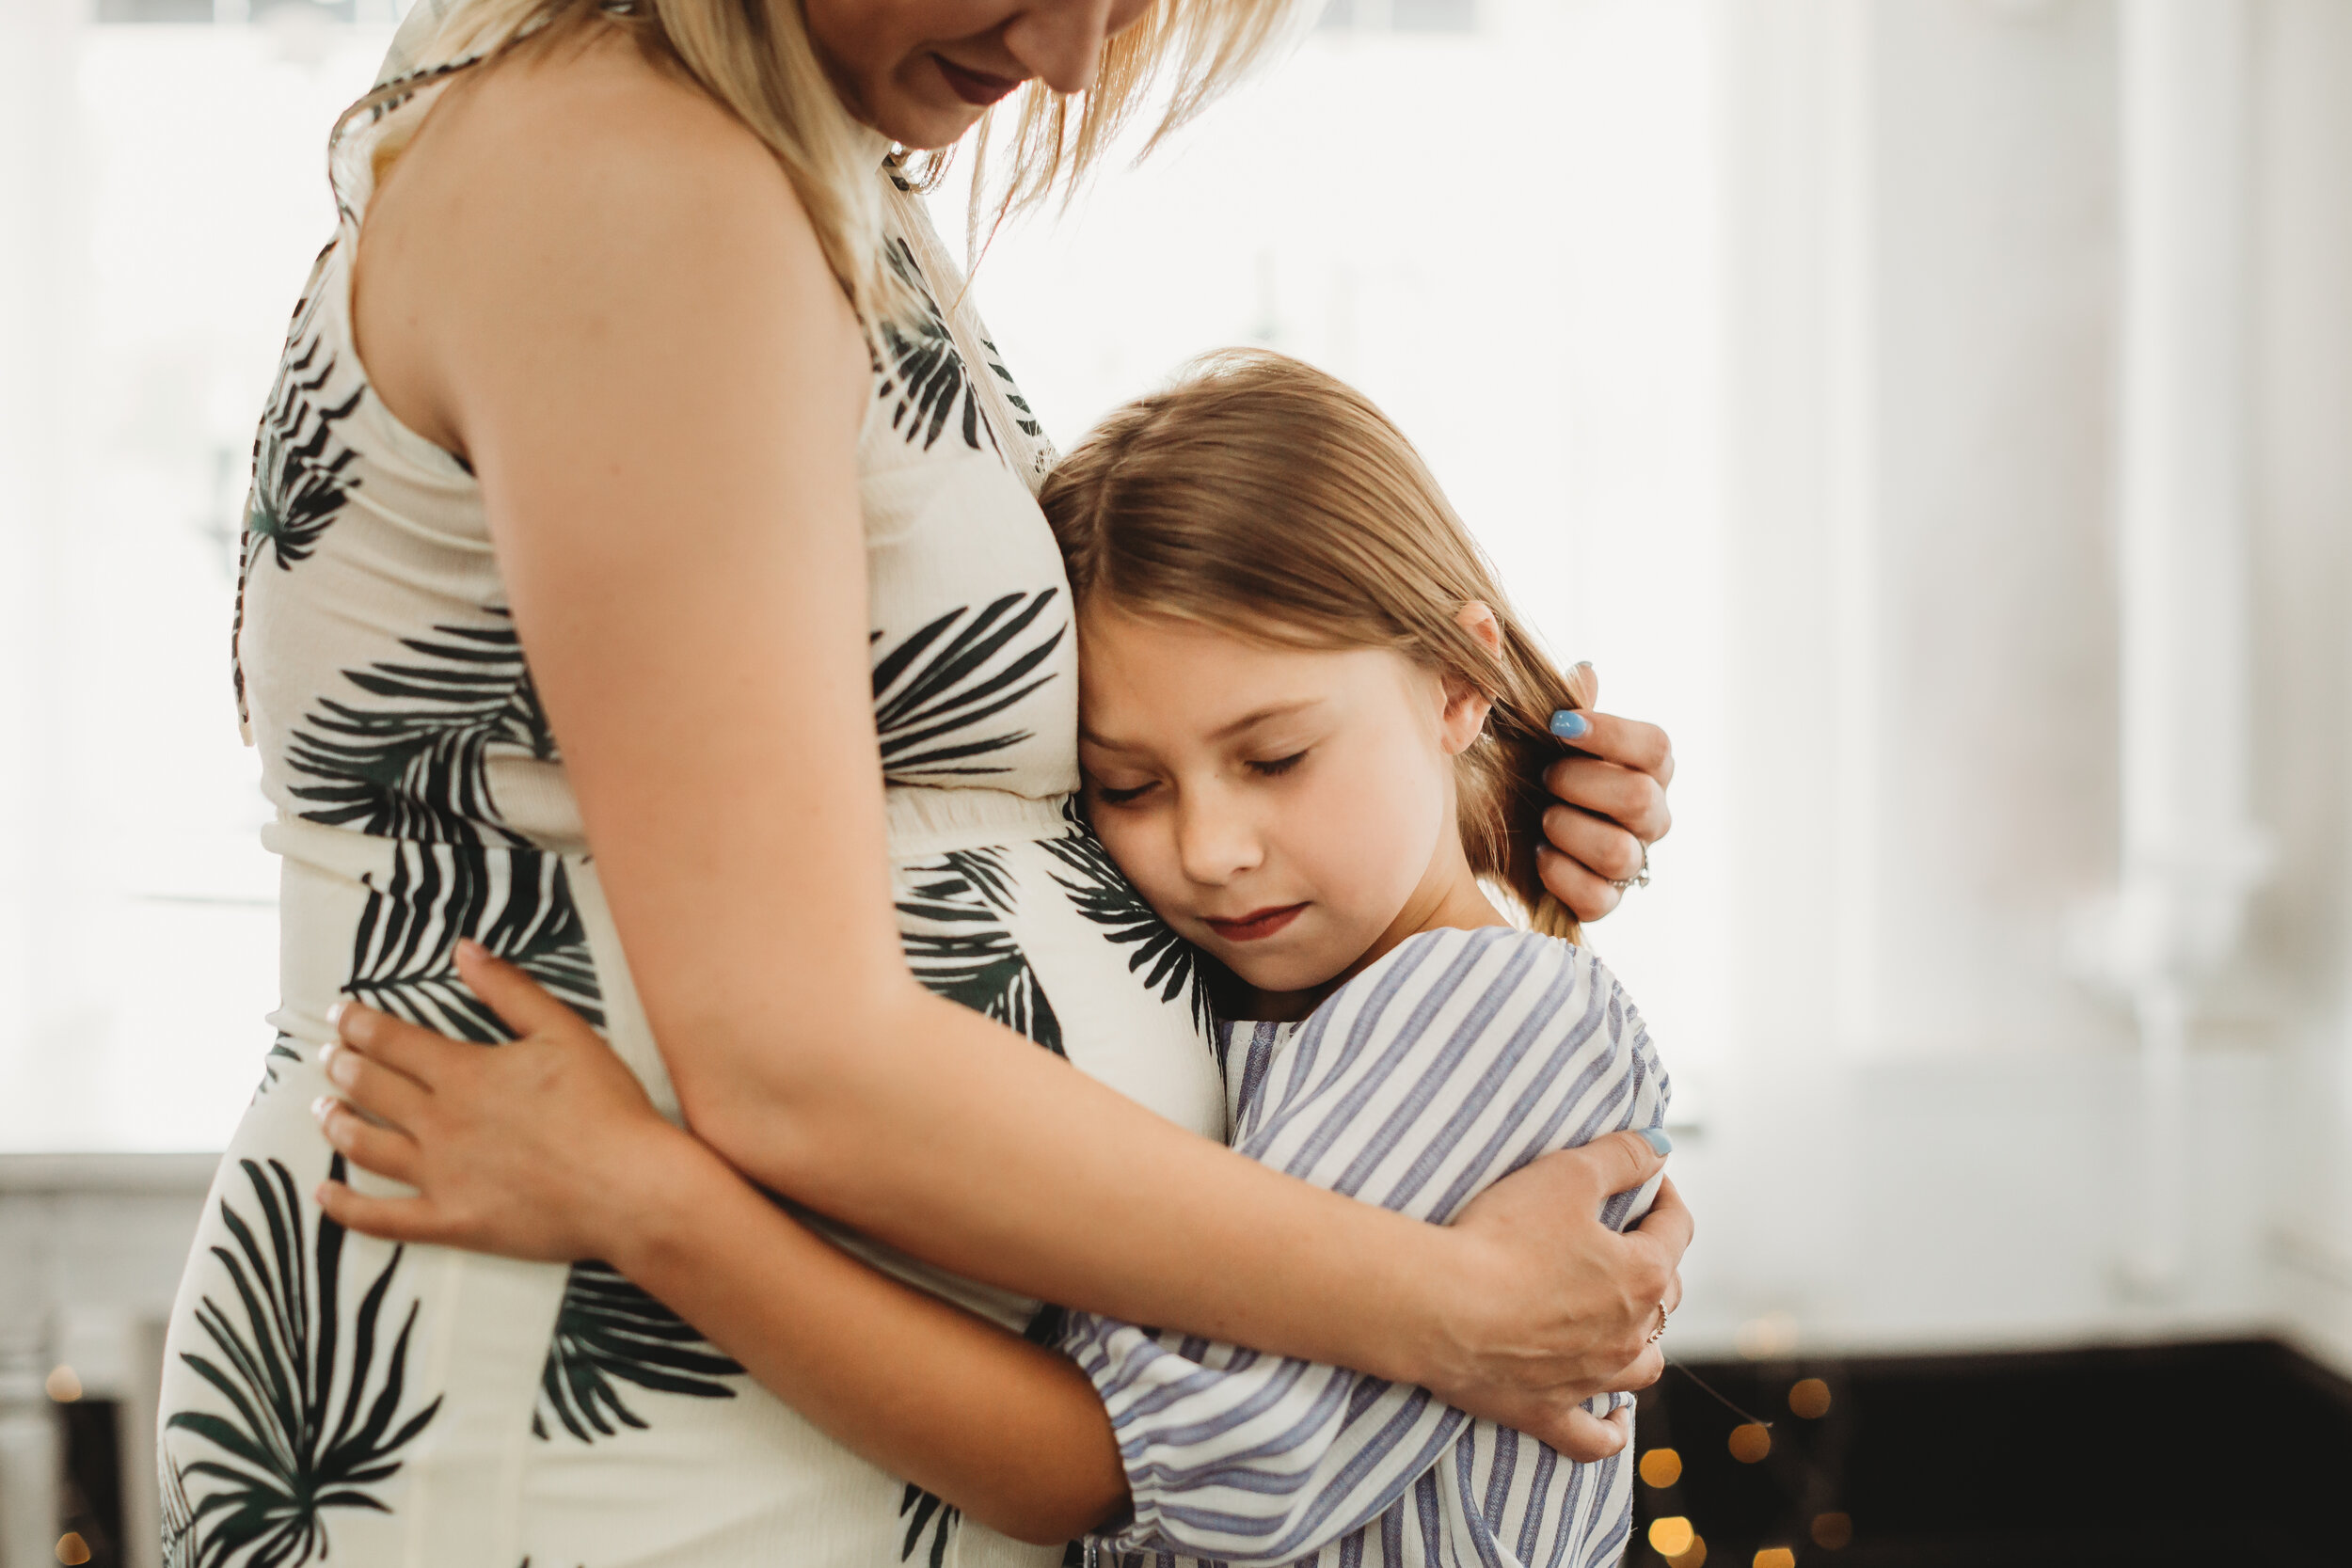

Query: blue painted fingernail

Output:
[1639, 1127, 1674, 1156]
[1550, 709, 1591, 740]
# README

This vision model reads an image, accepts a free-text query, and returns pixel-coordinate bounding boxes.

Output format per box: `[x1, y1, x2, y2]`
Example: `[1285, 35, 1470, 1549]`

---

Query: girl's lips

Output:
[1203, 904, 1308, 942]
[933, 55, 1025, 107]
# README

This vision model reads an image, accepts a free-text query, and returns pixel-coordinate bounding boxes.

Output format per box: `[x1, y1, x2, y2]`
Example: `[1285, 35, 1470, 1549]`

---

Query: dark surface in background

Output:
[58, 1338, 2352, 1567]
[59, 1401, 122, 1568]
[1631, 1339, 2352, 1567]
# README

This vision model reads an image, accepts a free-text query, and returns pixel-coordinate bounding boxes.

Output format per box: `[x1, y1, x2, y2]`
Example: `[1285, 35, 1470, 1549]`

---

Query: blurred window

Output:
[0, 0, 1720, 1150]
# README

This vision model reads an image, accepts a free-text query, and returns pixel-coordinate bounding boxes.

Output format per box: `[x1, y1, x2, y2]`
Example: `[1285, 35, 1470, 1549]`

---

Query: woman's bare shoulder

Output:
[359, 24, 863, 453]
[443, 29, 785, 196]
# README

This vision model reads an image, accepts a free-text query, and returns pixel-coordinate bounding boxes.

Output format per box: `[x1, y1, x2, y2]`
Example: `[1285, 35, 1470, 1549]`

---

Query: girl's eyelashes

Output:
[1085, 749, 1309, 804]
[1091, 779, 1156, 806]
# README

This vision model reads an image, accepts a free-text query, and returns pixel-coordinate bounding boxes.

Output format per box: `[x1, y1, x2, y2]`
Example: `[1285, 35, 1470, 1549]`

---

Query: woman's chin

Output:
[854, 92, 984, 153]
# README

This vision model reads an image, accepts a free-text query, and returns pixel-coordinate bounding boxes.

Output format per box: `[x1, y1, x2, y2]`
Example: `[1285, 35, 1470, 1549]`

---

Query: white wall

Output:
[2249, 0, 2352, 1373]
[1666, 0, 2352, 1368]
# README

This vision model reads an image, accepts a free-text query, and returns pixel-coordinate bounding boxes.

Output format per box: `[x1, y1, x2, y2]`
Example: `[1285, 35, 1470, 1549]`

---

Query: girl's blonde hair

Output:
[338, 0, 1299, 324]
[1039, 350, 1597, 942]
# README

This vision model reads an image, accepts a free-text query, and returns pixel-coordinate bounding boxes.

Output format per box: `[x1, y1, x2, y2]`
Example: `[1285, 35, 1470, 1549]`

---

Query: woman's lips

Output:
[933, 55, 1025, 107]
[1203, 904, 1308, 943]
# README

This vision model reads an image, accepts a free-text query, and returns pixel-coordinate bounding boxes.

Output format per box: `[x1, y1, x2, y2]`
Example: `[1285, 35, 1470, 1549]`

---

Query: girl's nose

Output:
[1002, 0, 1123, 96]
[1175, 786, 1263, 887]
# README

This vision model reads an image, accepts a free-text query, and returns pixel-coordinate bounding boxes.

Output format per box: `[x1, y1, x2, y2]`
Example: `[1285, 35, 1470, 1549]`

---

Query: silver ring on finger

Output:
[1608, 843, 1652, 894]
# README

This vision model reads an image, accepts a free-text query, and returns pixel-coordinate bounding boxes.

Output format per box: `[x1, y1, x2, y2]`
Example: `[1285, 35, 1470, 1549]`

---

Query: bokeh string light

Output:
[1637, 1363, 1856, 1564]
[1639, 1447, 1684, 1488]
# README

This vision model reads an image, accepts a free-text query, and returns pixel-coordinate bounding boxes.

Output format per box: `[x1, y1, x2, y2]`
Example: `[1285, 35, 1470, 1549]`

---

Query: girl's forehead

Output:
[1078, 609, 1358, 681]
[1076, 612, 1424, 737]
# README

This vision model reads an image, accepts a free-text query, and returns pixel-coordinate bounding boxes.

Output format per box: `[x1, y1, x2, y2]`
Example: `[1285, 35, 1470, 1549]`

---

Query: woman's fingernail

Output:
[326, 1000, 346, 1029]
[1639, 1127, 1674, 1156]
[326, 1048, 357, 1087]
[1549, 709, 1591, 741]
[310, 1095, 335, 1124]
[456, 938, 485, 961]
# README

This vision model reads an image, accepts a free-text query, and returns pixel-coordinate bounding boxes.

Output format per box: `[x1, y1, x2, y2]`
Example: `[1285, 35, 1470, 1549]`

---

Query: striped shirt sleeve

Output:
[1060, 927, 1670, 1566]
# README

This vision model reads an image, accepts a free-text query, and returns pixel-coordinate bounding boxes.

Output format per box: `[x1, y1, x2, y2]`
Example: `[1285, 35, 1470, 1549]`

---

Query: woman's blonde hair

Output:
[337, 0, 1299, 324]
[1039, 350, 1597, 942]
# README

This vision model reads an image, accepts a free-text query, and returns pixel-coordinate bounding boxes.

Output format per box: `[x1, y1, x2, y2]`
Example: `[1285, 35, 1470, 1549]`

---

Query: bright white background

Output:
[8, 0, 2352, 1373]
[0, 0, 1731, 1151]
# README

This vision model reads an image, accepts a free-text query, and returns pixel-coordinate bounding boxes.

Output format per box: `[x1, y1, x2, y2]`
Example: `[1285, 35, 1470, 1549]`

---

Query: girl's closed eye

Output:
[1248, 751, 1309, 779]
[1089, 776, 1158, 807]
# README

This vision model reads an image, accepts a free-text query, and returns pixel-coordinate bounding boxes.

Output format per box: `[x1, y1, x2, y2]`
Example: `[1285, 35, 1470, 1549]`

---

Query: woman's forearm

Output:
[610, 1121, 1128, 1544]
[678, 981, 1467, 1392]
[421, 125, 1668, 1443]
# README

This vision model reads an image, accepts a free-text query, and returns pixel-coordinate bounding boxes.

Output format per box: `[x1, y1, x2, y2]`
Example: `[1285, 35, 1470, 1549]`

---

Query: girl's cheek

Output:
[1285, 767, 1389, 901]
[1092, 810, 1177, 909]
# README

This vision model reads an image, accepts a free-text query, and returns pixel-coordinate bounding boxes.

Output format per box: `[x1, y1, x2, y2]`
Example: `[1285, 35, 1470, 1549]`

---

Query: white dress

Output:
[156, 25, 1225, 1568]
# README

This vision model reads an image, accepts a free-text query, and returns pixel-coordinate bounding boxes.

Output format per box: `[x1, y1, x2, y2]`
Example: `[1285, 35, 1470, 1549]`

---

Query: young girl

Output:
[1036, 350, 1669, 1566]
[311, 350, 1671, 1568]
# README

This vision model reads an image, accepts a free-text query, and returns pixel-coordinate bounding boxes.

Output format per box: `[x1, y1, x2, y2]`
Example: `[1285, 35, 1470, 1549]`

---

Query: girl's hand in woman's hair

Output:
[311, 941, 703, 1263]
[1538, 664, 1675, 922]
[1440, 1130, 1690, 1462]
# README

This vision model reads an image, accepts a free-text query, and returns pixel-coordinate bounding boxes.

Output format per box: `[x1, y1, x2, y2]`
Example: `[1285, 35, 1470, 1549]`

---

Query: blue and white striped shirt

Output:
[1061, 926, 1669, 1568]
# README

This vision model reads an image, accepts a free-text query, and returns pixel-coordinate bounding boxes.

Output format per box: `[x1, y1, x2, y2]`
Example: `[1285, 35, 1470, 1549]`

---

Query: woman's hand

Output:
[1539, 665, 1675, 923]
[310, 941, 697, 1262]
[1437, 1131, 1690, 1462]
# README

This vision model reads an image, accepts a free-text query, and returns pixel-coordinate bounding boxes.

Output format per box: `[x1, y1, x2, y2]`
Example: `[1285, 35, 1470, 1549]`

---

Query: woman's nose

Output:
[1001, 0, 1124, 96]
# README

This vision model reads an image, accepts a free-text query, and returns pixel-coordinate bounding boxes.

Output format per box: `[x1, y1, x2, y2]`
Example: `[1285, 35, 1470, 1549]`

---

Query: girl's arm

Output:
[320, 949, 1126, 1544]
[341, 40, 1687, 1457]
[313, 932, 1673, 1549]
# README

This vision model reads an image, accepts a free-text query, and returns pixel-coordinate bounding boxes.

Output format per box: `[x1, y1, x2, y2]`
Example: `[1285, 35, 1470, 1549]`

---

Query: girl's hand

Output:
[1538, 665, 1675, 922]
[310, 941, 695, 1261]
[1439, 1132, 1690, 1461]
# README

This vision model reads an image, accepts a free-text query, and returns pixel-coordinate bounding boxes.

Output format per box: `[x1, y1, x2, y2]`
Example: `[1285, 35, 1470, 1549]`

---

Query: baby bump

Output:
[159, 799, 1218, 1568]
[885, 788, 1226, 1143]
[159, 1081, 973, 1568]
[157, 828, 830, 1568]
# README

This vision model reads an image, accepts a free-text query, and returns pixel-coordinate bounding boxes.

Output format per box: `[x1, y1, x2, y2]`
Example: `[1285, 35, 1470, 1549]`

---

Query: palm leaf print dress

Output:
[156, 23, 1225, 1568]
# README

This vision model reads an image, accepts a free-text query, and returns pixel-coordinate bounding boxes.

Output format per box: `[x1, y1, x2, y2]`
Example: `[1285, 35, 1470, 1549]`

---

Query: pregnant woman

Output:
[160, 3, 1685, 1567]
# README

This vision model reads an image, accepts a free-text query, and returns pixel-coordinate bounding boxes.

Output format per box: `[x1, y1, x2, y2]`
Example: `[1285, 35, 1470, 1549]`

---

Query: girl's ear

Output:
[1454, 600, 1504, 657]
[1438, 601, 1502, 755]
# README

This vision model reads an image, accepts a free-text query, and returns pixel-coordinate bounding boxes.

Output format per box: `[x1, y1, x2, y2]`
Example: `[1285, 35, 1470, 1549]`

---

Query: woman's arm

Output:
[319, 950, 1124, 1544]
[344, 39, 1687, 1456]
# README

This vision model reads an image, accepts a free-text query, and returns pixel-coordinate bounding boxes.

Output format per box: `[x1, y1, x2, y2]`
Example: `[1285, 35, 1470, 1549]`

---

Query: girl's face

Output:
[1077, 607, 1494, 1000]
[803, 0, 1154, 150]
